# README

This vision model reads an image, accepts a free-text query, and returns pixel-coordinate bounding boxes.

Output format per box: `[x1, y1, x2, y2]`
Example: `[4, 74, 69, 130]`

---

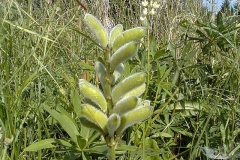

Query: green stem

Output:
[143, 16, 151, 160]
[142, 124, 146, 159]
[109, 137, 116, 160]
[104, 48, 113, 113]
[143, 20, 151, 99]
[104, 47, 116, 159]
[189, 111, 213, 159]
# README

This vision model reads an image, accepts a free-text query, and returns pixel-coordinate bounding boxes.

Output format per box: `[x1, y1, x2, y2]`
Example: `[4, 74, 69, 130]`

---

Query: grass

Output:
[1, 0, 240, 159]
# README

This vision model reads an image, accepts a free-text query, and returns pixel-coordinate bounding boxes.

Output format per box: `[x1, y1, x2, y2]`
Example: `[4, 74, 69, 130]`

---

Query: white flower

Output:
[149, 8, 156, 15]
[152, 2, 160, 9]
[142, 1, 148, 7]
[143, 8, 148, 15]
[140, 16, 146, 21]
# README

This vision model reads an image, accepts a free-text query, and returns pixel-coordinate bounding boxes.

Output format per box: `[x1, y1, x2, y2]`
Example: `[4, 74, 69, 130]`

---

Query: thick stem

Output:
[104, 47, 116, 159]
[109, 137, 116, 160]
[104, 48, 113, 113]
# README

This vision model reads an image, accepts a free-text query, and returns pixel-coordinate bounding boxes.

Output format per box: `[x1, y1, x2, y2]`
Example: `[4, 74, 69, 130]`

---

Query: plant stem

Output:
[142, 123, 146, 159]
[104, 47, 116, 159]
[143, 19, 151, 99]
[189, 111, 213, 159]
[109, 137, 116, 160]
[143, 17, 151, 160]
[104, 48, 113, 113]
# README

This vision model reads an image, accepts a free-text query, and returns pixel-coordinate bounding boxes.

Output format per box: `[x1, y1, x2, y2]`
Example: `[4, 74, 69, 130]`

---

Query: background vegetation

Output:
[1, 0, 240, 159]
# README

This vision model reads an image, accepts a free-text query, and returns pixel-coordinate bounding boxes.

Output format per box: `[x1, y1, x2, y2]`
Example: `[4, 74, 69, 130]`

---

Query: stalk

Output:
[143, 18, 151, 99]
[109, 137, 116, 160]
[104, 47, 115, 159]
[142, 8, 151, 159]
[104, 47, 113, 113]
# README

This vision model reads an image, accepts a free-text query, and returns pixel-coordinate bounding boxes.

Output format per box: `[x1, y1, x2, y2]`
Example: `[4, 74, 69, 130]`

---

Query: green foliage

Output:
[1, 0, 240, 159]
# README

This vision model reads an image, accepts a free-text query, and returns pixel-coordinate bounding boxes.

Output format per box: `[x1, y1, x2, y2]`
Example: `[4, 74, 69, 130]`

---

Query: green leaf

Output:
[182, 42, 193, 59]
[144, 156, 161, 160]
[70, 90, 82, 117]
[184, 49, 197, 61]
[160, 132, 173, 138]
[85, 143, 108, 154]
[43, 106, 80, 143]
[63, 152, 81, 160]
[77, 135, 87, 150]
[24, 138, 73, 151]
[57, 105, 79, 131]
[145, 138, 160, 151]
[79, 61, 95, 71]
[167, 42, 176, 59]
[154, 49, 166, 60]
[16, 70, 39, 95]
[24, 139, 56, 151]
[116, 145, 138, 151]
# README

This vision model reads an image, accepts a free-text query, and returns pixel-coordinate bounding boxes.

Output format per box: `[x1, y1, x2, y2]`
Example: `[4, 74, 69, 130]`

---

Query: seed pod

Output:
[112, 63, 124, 85]
[116, 106, 153, 135]
[122, 83, 146, 100]
[84, 13, 108, 48]
[111, 72, 146, 105]
[95, 61, 106, 93]
[110, 42, 138, 72]
[107, 113, 121, 137]
[80, 117, 106, 135]
[84, 97, 98, 108]
[79, 79, 107, 112]
[112, 96, 139, 116]
[112, 27, 146, 51]
[80, 104, 108, 134]
[109, 24, 123, 48]
[136, 100, 151, 108]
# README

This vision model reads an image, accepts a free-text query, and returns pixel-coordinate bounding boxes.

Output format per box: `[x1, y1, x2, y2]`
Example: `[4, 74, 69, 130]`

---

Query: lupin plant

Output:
[79, 13, 153, 159]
